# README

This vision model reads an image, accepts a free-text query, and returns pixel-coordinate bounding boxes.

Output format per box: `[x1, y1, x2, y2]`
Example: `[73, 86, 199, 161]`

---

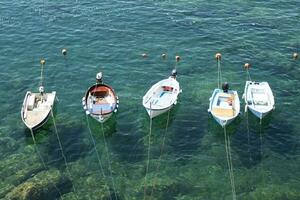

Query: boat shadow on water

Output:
[207, 112, 242, 137]
[149, 102, 179, 130]
[229, 113, 272, 169]
[230, 109, 298, 169]
[85, 113, 117, 138]
[112, 103, 180, 164]
[23, 111, 91, 170]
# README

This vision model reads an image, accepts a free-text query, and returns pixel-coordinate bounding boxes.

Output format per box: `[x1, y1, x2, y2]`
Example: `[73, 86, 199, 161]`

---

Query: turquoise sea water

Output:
[1, 0, 300, 199]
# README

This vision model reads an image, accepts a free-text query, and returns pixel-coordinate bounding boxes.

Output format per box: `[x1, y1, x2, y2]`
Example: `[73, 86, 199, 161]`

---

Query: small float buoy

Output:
[175, 55, 180, 62]
[142, 53, 148, 58]
[293, 52, 298, 60]
[161, 53, 166, 59]
[244, 63, 251, 69]
[215, 53, 222, 60]
[62, 48, 67, 56]
[40, 59, 46, 65]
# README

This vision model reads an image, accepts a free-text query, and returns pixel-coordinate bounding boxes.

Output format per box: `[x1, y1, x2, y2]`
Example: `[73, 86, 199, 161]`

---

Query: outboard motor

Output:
[96, 72, 103, 84]
[222, 82, 229, 93]
[171, 69, 177, 79]
[39, 86, 44, 94]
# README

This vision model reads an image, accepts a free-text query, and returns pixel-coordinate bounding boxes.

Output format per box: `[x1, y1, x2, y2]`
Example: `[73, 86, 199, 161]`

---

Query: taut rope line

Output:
[215, 53, 222, 88]
[29, 128, 64, 199]
[149, 109, 171, 198]
[224, 127, 237, 200]
[143, 103, 153, 200]
[100, 122, 118, 200]
[259, 119, 265, 188]
[51, 110, 80, 200]
[85, 115, 113, 200]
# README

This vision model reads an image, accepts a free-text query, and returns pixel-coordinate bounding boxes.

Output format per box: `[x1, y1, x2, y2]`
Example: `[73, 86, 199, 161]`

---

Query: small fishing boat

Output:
[21, 59, 56, 130]
[82, 72, 118, 123]
[208, 53, 240, 127]
[243, 81, 275, 119]
[208, 83, 240, 127]
[142, 69, 181, 118]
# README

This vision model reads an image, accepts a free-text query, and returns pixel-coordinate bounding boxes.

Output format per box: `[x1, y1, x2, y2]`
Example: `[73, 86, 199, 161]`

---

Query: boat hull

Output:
[143, 76, 180, 119]
[145, 105, 173, 119]
[243, 81, 275, 119]
[89, 112, 113, 123]
[211, 114, 235, 127]
[83, 83, 118, 123]
[208, 88, 240, 127]
[247, 105, 272, 119]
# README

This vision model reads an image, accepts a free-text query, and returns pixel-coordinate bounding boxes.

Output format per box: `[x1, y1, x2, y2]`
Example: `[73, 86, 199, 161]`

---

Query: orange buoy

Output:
[40, 59, 46, 65]
[293, 52, 298, 60]
[161, 53, 166, 59]
[215, 53, 222, 60]
[142, 53, 148, 58]
[175, 55, 180, 62]
[244, 63, 251, 69]
[62, 48, 67, 56]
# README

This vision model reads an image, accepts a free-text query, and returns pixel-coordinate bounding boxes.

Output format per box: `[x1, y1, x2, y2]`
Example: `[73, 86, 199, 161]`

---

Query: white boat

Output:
[142, 69, 181, 118]
[82, 72, 119, 123]
[21, 60, 56, 130]
[243, 81, 275, 119]
[208, 84, 240, 127]
[21, 89, 56, 130]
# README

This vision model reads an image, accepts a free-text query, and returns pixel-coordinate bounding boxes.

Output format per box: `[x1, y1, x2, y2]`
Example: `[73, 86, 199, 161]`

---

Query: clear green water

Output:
[1, 0, 300, 199]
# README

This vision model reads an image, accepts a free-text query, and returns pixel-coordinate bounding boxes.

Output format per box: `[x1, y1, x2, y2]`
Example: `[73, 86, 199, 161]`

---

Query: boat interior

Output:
[250, 88, 268, 106]
[212, 92, 235, 117]
[149, 85, 174, 107]
[23, 92, 50, 127]
[88, 86, 116, 114]
[26, 93, 47, 111]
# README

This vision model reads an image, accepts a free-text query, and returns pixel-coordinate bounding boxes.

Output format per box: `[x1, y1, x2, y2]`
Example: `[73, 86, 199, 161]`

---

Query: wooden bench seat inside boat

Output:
[91, 103, 115, 114]
[212, 108, 234, 117]
[90, 86, 111, 98]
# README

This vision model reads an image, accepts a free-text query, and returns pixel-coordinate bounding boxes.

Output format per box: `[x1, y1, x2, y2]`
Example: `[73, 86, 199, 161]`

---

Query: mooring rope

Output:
[40, 62, 44, 87]
[259, 119, 265, 187]
[149, 109, 171, 198]
[51, 110, 80, 200]
[246, 110, 252, 164]
[29, 128, 64, 199]
[218, 59, 223, 89]
[223, 127, 237, 200]
[100, 122, 118, 200]
[246, 68, 252, 82]
[143, 105, 153, 200]
[85, 115, 113, 200]
[227, 133, 236, 199]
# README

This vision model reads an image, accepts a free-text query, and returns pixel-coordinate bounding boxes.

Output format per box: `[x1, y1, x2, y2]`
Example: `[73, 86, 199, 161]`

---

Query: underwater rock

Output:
[0, 151, 43, 185]
[247, 184, 300, 199]
[60, 173, 112, 200]
[5, 169, 70, 200]
[0, 137, 18, 158]
[0, 183, 14, 199]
